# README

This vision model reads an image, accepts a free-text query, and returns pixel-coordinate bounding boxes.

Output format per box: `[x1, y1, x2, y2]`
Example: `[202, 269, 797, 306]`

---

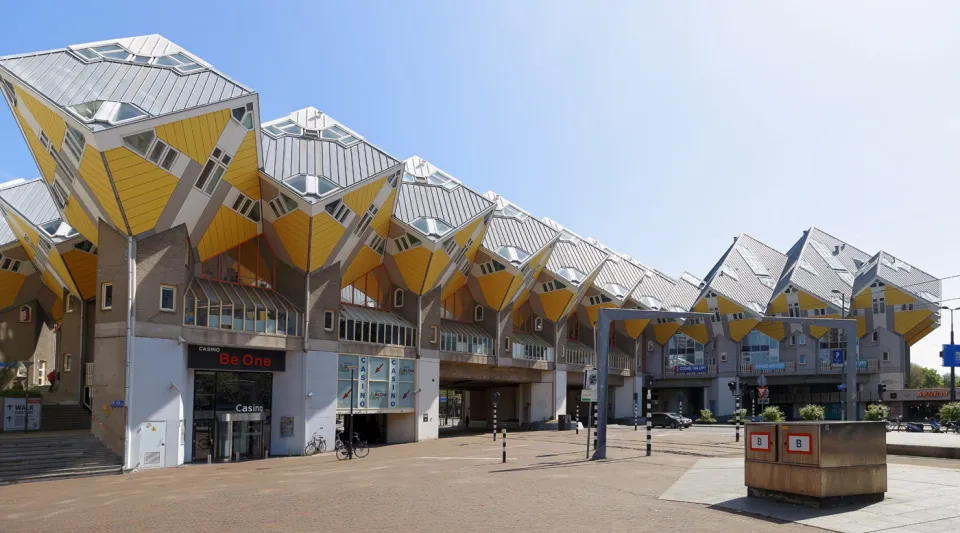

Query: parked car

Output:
[650, 412, 692, 429]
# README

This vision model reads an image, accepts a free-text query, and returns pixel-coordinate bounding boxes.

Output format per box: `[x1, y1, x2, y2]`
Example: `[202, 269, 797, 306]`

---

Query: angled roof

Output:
[260, 106, 400, 192]
[662, 273, 702, 311]
[0, 35, 251, 131]
[629, 266, 679, 310]
[593, 252, 645, 299]
[394, 157, 493, 233]
[0, 179, 60, 227]
[480, 192, 556, 259]
[541, 218, 609, 283]
[773, 227, 872, 309]
[699, 234, 786, 315]
[853, 250, 941, 305]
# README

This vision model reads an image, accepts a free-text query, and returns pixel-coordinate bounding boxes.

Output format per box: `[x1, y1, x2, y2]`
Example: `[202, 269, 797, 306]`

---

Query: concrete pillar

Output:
[613, 376, 640, 419]
[529, 371, 555, 424]
[553, 369, 567, 419]
[415, 358, 439, 441]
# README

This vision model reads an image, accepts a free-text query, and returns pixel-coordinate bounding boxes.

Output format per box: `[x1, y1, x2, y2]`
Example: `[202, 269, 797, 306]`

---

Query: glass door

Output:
[193, 420, 214, 462]
[233, 421, 264, 459]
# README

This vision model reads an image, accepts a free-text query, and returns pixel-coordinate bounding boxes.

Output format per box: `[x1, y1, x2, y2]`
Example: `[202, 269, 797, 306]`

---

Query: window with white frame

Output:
[687, 318, 703, 325]
[872, 297, 885, 314]
[353, 205, 378, 236]
[394, 233, 422, 252]
[231, 103, 255, 130]
[323, 200, 351, 226]
[286, 174, 339, 202]
[442, 238, 458, 256]
[478, 260, 507, 276]
[588, 294, 611, 306]
[453, 238, 472, 264]
[883, 351, 890, 362]
[788, 302, 801, 318]
[229, 193, 261, 223]
[799, 353, 807, 365]
[101, 282, 113, 310]
[901, 303, 915, 311]
[872, 331, 878, 342]
[710, 307, 721, 323]
[146, 138, 180, 172]
[51, 179, 70, 209]
[71, 100, 148, 126]
[411, 217, 453, 239]
[324, 310, 335, 331]
[813, 308, 828, 316]
[268, 194, 299, 219]
[0, 255, 22, 273]
[474, 305, 484, 322]
[66, 295, 74, 313]
[194, 147, 231, 195]
[63, 124, 86, 162]
[393, 288, 404, 308]
[160, 285, 176, 312]
[534, 317, 543, 331]
[730, 312, 744, 320]
[720, 353, 728, 363]
[0, 76, 15, 106]
[39, 131, 50, 151]
[367, 233, 385, 255]
[541, 280, 566, 293]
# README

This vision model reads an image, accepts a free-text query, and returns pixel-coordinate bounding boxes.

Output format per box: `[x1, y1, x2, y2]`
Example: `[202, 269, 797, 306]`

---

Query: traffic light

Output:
[877, 383, 887, 399]
[633, 392, 639, 401]
[749, 388, 756, 400]
[643, 374, 655, 388]
[728, 381, 736, 392]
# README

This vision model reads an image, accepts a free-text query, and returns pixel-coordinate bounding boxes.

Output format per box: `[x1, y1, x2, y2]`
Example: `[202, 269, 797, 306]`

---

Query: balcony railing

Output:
[511, 332, 554, 362]
[563, 343, 595, 367]
[739, 361, 797, 375]
[609, 352, 628, 371]
[818, 359, 880, 374]
[662, 364, 718, 378]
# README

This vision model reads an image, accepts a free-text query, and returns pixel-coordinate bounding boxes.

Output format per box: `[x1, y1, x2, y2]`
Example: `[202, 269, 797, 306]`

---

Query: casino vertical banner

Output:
[389, 359, 398, 408]
[359, 357, 368, 409]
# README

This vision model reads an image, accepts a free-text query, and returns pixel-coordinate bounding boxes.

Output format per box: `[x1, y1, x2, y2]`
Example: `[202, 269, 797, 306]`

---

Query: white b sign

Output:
[787, 434, 812, 454]
[749, 433, 770, 451]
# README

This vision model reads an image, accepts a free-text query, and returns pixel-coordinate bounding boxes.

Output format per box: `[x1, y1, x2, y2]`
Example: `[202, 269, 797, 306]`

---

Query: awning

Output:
[341, 305, 412, 328]
[440, 320, 493, 341]
[188, 278, 302, 312]
[512, 331, 551, 348]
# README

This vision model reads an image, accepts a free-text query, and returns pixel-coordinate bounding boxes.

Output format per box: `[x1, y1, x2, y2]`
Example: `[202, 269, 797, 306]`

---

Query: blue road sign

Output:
[943, 344, 960, 367]
[837, 384, 847, 391]
[831, 350, 844, 365]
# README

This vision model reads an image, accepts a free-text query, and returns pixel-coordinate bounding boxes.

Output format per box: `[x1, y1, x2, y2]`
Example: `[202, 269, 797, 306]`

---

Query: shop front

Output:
[187, 344, 285, 462]
[884, 388, 952, 421]
[337, 354, 416, 443]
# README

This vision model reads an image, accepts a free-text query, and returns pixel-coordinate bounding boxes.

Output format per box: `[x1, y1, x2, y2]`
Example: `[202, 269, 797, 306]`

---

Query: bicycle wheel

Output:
[336, 446, 348, 460]
[354, 440, 369, 458]
[304, 442, 317, 456]
[319, 439, 326, 454]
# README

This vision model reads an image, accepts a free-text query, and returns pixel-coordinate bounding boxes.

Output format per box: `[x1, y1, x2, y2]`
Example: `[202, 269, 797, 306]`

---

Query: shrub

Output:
[0, 388, 42, 398]
[938, 402, 960, 423]
[864, 404, 889, 421]
[761, 406, 785, 422]
[726, 408, 748, 423]
[799, 404, 825, 421]
[696, 409, 716, 423]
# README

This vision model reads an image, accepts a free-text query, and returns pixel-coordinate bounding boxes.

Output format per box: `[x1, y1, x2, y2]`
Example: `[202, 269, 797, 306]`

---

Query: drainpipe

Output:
[302, 272, 310, 451]
[78, 298, 85, 405]
[495, 310, 501, 368]
[122, 236, 136, 470]
[415, 294, 422, 443]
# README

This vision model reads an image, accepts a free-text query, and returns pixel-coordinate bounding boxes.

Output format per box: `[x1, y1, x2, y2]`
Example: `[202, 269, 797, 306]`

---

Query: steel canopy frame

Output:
[594, 309, 859, 460]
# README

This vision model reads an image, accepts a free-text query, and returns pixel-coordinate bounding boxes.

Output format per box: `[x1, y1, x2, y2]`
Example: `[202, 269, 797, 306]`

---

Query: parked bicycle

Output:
[304, 428, 327, 456]
[886, 415, 905, 432]
[335, 431, 369, 460]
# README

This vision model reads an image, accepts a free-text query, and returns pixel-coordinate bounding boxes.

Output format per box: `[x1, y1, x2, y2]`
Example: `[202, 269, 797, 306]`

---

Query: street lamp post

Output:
[941, 306, 960, 402]
[345, 365, 357, 460]
[832, 290, 853, 416]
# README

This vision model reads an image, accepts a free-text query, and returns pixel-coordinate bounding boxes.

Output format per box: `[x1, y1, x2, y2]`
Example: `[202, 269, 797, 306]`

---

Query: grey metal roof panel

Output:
[593, 255, 645, 297]
[0, 179, 59, 227]
[0, 214, 15, 247]
[259, 134, 399, 189]
[865, 250, 941, 304]
[775, 227, 873, 309]
[702, 234, 786, 314]
[629, 268, 678, 309]
[341, 305, 412, 328]
[662, 274, 700, 311]
[394, 182, 493, 230]
[852, 258, 880, 297]
[541, 219, 609, 279]
[511, 330, 550, 348]
[0, 35, 251, 129]
[481, 215, 556, 258]
[440, 320, 493, 341]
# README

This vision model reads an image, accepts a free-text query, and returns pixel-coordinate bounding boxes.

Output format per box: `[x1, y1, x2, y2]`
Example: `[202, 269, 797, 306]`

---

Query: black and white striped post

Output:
[493, 391, 499, 442]
[592, 401, 598, 452]
[585, 400, 593, 459]
[633, 392, 638, 431]
[645, 388, 652, 456]
[502, 428, 506, 463]
[575, 400, 580, 435]
[678, 395, 683, 432]
[735, 395, 741, 443]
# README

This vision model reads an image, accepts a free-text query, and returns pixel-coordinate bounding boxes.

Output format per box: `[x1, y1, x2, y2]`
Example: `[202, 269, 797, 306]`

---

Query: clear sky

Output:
[0, 2, 957, 370]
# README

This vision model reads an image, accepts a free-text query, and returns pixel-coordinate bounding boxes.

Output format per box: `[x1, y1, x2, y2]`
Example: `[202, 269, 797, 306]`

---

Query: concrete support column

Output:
[415, 358, 439, 441]
[553, 369, 567, 419]
[529, 370, 555, 425]
[613, 376, 640, 419]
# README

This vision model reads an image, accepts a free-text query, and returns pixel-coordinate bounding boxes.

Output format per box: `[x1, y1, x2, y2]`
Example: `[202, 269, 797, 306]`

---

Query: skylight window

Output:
[639, 296, 662, 309]
[231, 103, 255, 130]
[320, 124, 360, 146]
[499, 203, 528, 220]
[411, 217, 453, 238]
[69, 100, 148, 125]
[496, 245, 529, 265]
[919, 291, 939, 304]
[556, 267, 586, 285]
[799, 259, 818, 276]
[264, 120, 303, 137]
[809, 240, 846, 271]
[74, 45, 204, 73]
[426, 172, 458, 191]
[603, 283, 629, 298]
[736, 245, 769, 276]
[153, 52, 204, 73]
[758, 276, 775, 289]
[837, 271, 854, 286]
[746, 301, 765, 314]
[283, 174, 339, 202]
[681, 272, 704, 287]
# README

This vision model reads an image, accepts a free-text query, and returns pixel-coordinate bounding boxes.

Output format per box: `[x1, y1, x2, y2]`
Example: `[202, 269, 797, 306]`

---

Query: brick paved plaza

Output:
[0, 427, 824, 533]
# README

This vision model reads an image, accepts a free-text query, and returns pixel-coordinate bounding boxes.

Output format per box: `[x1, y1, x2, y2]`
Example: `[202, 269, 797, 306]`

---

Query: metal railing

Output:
[608, 352, 628, 370]
[563, 346, 595, 367]
[818, 359, 880, 374]
[662, 364, 718, 378]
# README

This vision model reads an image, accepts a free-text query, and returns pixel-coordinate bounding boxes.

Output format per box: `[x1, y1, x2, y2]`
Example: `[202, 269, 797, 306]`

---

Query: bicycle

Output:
[334, 432, 369, 460]
[304, 429, 327, 456]
[886, 416, 904, 432]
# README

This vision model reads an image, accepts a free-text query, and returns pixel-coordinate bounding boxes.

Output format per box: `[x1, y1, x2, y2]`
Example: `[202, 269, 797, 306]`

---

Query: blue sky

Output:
[0, 2, 958, 368]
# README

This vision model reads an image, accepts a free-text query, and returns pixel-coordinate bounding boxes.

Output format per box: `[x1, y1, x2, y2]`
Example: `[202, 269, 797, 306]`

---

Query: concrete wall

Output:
[307, 265, 340, 343]
[129, 336, 187, 468]
[270, 351, 305, 456]
[135, 226, 189, 330]
[613, 376, 640, 419]
[416, 358, 439, 440]
[304, 351, 338, 453]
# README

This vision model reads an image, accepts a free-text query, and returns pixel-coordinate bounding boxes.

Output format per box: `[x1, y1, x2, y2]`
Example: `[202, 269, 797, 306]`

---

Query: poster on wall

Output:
[2, 398, 26, 431]
[337, 354, 417, 412]
[369, 382, 389, 409]
[398, 359, 415, 409]
[358, 357, 368, 408]
[19, 304, 31, 323]
[280, 416, 295, 438]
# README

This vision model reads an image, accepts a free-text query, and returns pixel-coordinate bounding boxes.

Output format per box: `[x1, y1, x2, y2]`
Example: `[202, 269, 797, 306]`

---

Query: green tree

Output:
[938, 402, 960, 423]
[864, 404, 889, 421]
[761, 406, 785, 422]
[799, 404, 825, 420]
[910, 364, 944, 389]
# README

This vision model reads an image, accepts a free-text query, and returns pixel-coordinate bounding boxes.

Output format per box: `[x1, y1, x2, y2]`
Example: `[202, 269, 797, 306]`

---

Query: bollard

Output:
[502, 428, 507, 463]
[634, 399, 638, 431]
[493, 402, 498, 442]
[735, 396, 741, 443]
[207, 454, 211, 464]
[678, 398, 683, 431]
[592, 402, 598, 452]
[575, 402, 580, 435]
[235, 452, 240, 462]
[646, 388, 652, 457]
[585, 401, 593, 459]
[752, 397, 756, 420]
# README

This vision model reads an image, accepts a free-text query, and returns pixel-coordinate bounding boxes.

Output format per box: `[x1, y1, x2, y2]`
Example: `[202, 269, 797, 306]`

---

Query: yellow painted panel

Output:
[755, 321, 785, 341]
[342, 178, 386, 215]
[624, 318, 650, 339]
[693, 298, 709, 313]
[63, 199, 98, 246]
[654, 322, 681, 345]
[13, 108, 57, 184]
[422, 250, 451, 292]
[79, 147, 123, 229]
[17, 89, 66, 155]
[155, 109, 230, 165]
[61, 249, 97, 300]
[393, 245, 431, 294]
[196, 206, 258, 262]
[895, 309, 933, 336]
[717, 295, 742, 314]
[272, 211, 309, 271]
[907, 318, 938, 346]
[885, 286, 915, 306]
[105, 147, 178, 234]
[341, 246, 384, 289]
[309, 214, 346, 272]
[4, 210, 37, 265]
[454, 217, 484, 248]
[220, 132, 260, 200]
[728, 318, 759, 342]
[852, 289, 873, 310]
[856, 316, 866, 339]
[0, 270, 25, 310]
[41, 271, 62, 301]
[478, 271, 515, 310]
[370, 188, 397, 238]
[442, 271, 467, 302]
[769, 293, 787, 314]
[585, 302, 616, 325]
[49, 297, 63, 323]
[809, 313, 841, 339]
[501, 279, 524, 311]
[48, 250, 79, 297]
[539, 289, 574, 323]
[679, 323, 709, 344]
[797, 290, 825, 312]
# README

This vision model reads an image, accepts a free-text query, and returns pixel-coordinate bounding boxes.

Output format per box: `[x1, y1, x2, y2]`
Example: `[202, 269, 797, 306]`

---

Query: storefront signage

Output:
[753, 363, 785, 371]
[884, 389, 950, 401]
[338, 355, 416, 413]
[235, 405, 264, 412]
[187, 345, 285, 372]
[675, 365, 707, 373]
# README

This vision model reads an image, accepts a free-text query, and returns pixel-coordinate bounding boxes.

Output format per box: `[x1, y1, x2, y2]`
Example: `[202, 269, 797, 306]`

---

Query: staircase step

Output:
[0, 432, 122, 484]
[0, 465, 122, 485]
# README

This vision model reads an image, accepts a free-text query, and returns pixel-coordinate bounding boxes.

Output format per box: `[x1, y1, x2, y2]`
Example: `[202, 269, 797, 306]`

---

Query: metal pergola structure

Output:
[593, 309, 860, 460]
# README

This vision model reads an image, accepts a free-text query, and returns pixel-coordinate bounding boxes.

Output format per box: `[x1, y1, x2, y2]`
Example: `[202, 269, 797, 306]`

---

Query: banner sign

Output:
[187, 344, 285, 372]
[753, 363, 785, 371]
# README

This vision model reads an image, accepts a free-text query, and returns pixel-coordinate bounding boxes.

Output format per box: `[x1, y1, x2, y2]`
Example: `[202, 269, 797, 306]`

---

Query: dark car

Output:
[650, 412, 691, 429]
